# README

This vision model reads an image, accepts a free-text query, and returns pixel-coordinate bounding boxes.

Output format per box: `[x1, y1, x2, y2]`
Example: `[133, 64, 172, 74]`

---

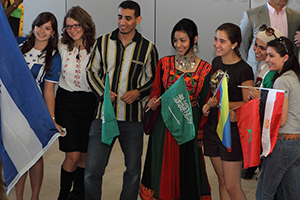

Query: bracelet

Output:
[52, 117, 55, 121]
[12, 3, 17, 8]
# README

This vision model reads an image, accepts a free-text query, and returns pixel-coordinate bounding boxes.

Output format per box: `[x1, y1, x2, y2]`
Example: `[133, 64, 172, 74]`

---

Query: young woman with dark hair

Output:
[16, 11, 62, 200]
[139, 18, 212, 200]
[203, 23, 254, 200]
[256, 37, 300, 200]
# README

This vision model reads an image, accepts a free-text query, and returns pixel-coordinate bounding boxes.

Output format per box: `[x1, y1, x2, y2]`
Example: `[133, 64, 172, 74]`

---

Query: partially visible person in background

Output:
[1, 0, 24, 36]
[56, 6, 97, 200]
[239, 0, 300, 78]
[17, 11, 62, 200]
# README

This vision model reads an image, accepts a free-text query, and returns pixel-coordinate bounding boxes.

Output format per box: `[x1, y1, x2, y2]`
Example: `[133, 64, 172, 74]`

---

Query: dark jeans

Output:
[256, 139, 300, 200]
[84, 119, 143, 200]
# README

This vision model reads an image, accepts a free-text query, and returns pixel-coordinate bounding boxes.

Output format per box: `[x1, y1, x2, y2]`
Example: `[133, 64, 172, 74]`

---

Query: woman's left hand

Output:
[54, 122, 64, 136]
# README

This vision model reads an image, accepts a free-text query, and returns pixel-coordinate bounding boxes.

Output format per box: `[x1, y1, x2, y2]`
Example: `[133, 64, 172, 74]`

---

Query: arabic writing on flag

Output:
[160, 75, 195, 145]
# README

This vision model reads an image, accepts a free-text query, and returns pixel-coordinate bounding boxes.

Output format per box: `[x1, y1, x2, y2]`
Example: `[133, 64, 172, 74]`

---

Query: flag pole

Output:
[212, 71, 227, 97]
[237, 85, 285, 93]
[145, 96, 162, 112]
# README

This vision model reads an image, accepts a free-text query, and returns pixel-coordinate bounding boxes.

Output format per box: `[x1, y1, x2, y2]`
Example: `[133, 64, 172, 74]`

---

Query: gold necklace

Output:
[175, 54, 196, 70]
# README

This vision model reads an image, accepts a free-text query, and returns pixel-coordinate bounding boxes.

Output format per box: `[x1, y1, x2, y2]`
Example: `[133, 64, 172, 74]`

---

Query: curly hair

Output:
[61, 6, 95, 53]
[20, 12, 59, 75]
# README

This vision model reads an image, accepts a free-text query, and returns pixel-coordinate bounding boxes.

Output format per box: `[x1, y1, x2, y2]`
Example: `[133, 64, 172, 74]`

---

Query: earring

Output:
[193, 45, 197, 53]
[231, 47, 234, 49]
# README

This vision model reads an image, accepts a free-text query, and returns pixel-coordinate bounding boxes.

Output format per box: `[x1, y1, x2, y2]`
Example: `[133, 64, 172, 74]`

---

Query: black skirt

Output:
[55, 87, 97, 152]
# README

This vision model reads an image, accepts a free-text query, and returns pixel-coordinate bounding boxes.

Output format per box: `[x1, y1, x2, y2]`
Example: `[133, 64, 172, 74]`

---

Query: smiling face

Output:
[266, 46, 288, 73]
[34, 21, 54, 43]
[65, 17, 84, 44]
[117, 8, 141, 36]
[173, 30, 196, 56]
[213, 30, 237, 58]
[253, 38, 268, 61]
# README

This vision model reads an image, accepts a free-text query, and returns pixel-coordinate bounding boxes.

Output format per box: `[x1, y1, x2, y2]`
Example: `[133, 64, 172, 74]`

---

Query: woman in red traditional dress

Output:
[139, 18, 212, 200]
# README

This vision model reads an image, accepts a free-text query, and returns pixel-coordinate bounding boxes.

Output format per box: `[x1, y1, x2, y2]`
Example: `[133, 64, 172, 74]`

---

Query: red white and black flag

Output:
[260, 88, 284, 157]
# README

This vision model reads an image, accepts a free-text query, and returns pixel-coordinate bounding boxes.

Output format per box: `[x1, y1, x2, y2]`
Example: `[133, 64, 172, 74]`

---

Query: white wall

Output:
[156, 0, 248, 63]
[66, 0, 155, 42]
[21, 0, 300, 63]
[23, 0, 155, 44]
[23, 0, 65, 36]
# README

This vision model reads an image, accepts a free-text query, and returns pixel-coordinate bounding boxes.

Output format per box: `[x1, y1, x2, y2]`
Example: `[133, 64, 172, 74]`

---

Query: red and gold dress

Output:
[140, 56, 212, 200]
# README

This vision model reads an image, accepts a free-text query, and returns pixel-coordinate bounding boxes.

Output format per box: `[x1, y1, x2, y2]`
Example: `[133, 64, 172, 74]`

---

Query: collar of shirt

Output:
[110, 28, 142, 43]
[267, 2, 286, 15]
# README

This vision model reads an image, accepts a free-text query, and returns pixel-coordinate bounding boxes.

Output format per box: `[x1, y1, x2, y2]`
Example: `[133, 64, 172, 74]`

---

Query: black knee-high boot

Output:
[58, 166, 75, 200]
[69, 167, 85, 200]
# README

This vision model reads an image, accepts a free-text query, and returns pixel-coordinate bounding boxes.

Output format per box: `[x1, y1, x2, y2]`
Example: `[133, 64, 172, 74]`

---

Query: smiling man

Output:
[84, 1, 158, 199]
[239, 0, 300, 79]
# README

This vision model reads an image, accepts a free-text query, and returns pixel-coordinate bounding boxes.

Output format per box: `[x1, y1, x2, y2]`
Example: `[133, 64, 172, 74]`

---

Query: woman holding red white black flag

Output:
[255, 37, 300, 200]
[202, 23, 253, 200]
[242, 25, 283, 180]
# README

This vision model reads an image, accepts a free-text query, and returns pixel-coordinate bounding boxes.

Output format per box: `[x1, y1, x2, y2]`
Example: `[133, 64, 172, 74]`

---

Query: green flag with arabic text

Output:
[102, 74, 119, 145]
[161, 75, 195, 145]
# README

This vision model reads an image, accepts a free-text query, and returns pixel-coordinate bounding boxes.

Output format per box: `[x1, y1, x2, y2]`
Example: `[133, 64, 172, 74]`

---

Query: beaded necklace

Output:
[175, 54, 196, 70]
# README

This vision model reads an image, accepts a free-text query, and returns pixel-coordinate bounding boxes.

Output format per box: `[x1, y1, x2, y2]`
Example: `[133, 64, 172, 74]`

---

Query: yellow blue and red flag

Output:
[216, 75, 231, 151]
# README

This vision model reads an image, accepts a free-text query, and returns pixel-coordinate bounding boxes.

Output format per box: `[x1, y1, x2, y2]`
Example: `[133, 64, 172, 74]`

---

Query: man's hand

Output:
[110, 91, 117, 102]
[120, 89, 140, 104]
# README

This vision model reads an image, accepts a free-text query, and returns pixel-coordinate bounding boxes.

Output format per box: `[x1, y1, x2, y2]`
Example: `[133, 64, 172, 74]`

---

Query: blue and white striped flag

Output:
[0, 6, 60, 194]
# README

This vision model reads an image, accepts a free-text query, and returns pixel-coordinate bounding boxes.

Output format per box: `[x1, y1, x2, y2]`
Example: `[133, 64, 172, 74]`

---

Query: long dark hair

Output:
[20, 12, 58, 75]
[61, 6, 95, 53]
[267, 37, 300, 84]
[171, 18, 198, 55]
[216, 22, 242, 57]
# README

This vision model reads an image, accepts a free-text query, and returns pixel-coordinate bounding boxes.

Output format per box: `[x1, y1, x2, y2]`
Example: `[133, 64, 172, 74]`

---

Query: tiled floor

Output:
[7, 136, 258, 200]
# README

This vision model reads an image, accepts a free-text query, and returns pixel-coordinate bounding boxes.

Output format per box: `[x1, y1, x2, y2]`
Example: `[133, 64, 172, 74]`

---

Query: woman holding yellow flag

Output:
[202, 23, 254, 200]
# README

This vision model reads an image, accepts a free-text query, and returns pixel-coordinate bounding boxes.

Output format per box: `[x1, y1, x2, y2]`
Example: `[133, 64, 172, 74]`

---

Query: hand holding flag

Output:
[101, 74, 120, 145]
